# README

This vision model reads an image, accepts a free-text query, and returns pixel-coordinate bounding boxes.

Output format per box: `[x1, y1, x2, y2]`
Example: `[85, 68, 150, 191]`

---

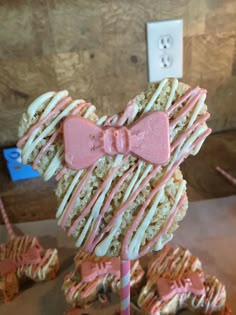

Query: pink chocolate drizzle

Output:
[17, 96, 72, 148]
[70, 102, 91, 116]
[65, 156, 130, 232]
[84, 162, 138, 251]
[55, 166, 67, 181]
[33, 129, 61, 170]
[18, 84, 211, 260]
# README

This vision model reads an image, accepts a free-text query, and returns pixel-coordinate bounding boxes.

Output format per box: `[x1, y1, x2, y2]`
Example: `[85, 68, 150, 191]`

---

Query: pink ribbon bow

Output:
[63, 111, 170, 170]
[157, 272, 205, 301]
[0, 245, 43, 277]
[80, 257, 120, 282]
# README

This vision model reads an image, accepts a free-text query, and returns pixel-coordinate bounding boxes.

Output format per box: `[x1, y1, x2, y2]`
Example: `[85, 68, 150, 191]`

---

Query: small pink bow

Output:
[157, 272, 205, 301]
[63, 111, 170, 170]
[80, 257, 120, 282]
[0, 245, 42, 277]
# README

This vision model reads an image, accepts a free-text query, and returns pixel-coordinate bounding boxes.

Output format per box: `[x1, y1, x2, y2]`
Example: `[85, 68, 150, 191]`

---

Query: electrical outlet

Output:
[146, 19, 183, 82]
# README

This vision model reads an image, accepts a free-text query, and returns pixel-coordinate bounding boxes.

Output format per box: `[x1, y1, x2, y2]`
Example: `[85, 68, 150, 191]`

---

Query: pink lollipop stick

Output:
[120, 260, 130, 315]
[0, 196, 16, 240]
[216, 166, 236, 187]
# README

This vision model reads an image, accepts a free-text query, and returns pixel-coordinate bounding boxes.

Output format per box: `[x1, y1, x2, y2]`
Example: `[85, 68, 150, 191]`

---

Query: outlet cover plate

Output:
[146, 19, 183, 82]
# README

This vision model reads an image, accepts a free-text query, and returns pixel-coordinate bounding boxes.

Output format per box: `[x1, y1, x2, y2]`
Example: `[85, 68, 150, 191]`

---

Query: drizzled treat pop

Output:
[63, 250, 144, 308]
[17, 78, 211, 260]
[0, 197, 59, 303]
[17, 78, 211, 315]
[138, 245, 228, 315]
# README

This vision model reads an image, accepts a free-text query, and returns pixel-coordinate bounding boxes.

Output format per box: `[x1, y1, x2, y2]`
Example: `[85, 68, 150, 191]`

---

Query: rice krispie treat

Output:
[138, 245, 227, 315]
[0, 197, 59, 302]
[17, 78, 211, 259]
[63, 250, 144, 308]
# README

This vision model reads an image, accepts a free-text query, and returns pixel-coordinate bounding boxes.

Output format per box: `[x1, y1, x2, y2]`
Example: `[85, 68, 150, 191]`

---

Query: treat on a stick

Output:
[63, 250, 144, 308]
[0, 197, 59, 303]
[17, 78, 211, 260]
[138, 245, 227, 315]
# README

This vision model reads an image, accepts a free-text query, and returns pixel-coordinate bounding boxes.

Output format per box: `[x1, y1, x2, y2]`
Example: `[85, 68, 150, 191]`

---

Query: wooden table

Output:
[0, 196, 236, 314]
[0, 130, 235, 224]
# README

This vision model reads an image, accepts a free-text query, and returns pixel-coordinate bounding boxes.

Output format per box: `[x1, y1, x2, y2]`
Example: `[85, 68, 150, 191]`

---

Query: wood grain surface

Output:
[0, 0, 236, 146]
[0, 130, 235, 224]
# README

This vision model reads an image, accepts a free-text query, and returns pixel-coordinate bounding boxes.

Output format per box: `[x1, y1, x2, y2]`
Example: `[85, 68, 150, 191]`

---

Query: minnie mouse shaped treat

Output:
[17, 78, 211, 259]
[138, 245, 228, 315]
[17, 78, 211, 314]
[0, 197, 59, 303]
[63, 250, 144, 308]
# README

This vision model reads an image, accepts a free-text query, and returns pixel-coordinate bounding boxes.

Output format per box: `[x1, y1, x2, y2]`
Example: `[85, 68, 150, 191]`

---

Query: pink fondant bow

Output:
[157, 272, 205, 301]
[0, 245, 43, 277]
[80, 257, 120, 282]
[63, 111, 170, 170]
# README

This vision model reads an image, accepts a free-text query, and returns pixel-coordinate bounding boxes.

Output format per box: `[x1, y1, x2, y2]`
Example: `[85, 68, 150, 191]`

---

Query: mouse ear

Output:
[169, 88, 211, 160]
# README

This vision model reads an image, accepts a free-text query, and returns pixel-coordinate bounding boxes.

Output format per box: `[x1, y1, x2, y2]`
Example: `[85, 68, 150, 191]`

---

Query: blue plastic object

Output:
[3, 147, 40, 181]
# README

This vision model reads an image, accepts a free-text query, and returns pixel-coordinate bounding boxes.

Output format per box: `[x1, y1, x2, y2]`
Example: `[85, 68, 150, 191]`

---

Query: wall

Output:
[0, 0, 236, 146]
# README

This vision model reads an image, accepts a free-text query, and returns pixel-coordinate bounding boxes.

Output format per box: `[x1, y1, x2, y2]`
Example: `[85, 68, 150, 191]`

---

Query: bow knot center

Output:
[175, 278, 192, 292]
[103, 127, 130, 155]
